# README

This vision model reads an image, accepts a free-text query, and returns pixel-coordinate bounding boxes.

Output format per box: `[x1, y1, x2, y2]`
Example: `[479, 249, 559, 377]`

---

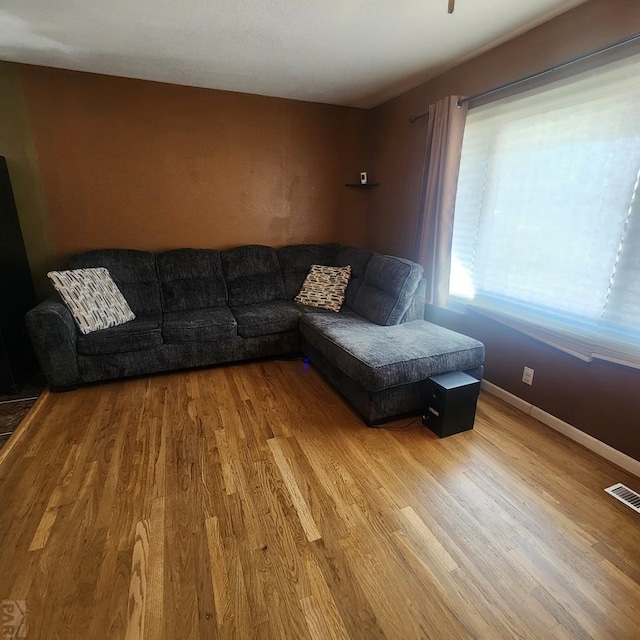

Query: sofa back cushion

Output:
[221, 245, 285, 306]
[277, 243, 340, 299]
[400, 277, 427, 322]
[68, 249, 161, 315]
[336, 246, 373, 309]
[157, 249, 227, 312]
[352, 254, 423, 326]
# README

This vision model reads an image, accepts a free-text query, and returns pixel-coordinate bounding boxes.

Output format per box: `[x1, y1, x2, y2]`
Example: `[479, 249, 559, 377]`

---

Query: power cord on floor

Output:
[377, 416, 421, 431]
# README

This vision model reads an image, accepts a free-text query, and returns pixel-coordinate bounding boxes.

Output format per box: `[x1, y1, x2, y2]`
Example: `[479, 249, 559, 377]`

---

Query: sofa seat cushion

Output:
[163, 308, 237, 343]
[77, 315, 162, 356]
[300, 315, 485, 392]
[297, 304, 344, 315]
[232, 301, 302, 338]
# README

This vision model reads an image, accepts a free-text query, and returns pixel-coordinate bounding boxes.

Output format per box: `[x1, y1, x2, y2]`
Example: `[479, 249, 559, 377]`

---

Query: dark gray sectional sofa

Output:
[26, 243, 484, 424]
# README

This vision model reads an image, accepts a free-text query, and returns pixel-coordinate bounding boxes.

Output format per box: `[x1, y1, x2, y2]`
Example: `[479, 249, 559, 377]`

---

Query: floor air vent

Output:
[605, 483, 640, 513]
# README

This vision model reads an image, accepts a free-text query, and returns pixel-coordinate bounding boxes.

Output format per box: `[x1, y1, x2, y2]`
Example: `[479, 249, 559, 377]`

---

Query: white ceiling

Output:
[0, 0, 588, 108]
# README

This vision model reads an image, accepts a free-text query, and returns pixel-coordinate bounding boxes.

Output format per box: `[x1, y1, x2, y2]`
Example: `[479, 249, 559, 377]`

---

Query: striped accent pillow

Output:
[295, 264, 351, 312]
[47, 268, 135, 334]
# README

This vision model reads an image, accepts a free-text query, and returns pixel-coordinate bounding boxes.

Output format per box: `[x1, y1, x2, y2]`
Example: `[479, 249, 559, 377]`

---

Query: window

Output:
[450, 53, 640, 368]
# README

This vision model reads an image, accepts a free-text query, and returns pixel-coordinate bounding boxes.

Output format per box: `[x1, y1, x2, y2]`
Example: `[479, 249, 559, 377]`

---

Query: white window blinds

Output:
[450, 52, 640, 368]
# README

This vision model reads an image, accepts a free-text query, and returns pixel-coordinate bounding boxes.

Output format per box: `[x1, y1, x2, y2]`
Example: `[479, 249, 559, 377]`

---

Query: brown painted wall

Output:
[20, 66, 369, 261]
[367, 0, 640, 461]
[0, 61, 55, 298]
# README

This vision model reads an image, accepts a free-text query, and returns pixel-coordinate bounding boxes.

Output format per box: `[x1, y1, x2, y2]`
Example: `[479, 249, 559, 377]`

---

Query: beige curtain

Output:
[413, 95, 468, 306]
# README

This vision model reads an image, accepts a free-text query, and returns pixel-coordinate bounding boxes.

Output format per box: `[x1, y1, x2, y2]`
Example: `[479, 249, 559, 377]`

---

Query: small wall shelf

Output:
[344, 182, 380, 189]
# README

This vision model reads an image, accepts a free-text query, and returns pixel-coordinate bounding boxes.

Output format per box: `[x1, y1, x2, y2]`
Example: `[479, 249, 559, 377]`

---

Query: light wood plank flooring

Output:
[1, 359, 639, 639]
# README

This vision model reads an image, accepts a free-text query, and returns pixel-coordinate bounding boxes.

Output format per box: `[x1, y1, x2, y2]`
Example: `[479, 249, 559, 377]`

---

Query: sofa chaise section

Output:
[297, 253, 484, 424]
[300, 315, 485, 424]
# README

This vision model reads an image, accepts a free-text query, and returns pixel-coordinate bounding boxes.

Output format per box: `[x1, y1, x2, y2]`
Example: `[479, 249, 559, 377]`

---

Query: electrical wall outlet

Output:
[522, 366, 534, 385]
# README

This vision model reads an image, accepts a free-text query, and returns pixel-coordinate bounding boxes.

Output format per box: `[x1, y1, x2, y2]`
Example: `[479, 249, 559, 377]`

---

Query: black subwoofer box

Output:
[422, 371, 481, 437]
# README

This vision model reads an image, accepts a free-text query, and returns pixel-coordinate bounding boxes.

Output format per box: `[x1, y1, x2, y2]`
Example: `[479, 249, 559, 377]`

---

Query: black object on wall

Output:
[0, 156, 38, 392]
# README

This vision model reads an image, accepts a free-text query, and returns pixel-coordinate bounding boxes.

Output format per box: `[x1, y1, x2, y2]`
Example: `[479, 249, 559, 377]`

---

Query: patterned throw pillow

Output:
[295, 264, 351, 312]
[47, 267, 136, 334]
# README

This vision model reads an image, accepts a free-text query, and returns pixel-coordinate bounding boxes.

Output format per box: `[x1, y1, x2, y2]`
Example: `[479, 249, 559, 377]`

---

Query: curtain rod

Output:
[409, 31, 640, 123]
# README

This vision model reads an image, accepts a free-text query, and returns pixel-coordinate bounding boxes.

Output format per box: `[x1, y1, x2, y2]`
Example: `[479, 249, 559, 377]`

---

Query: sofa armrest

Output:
[25, 298, 80, 388]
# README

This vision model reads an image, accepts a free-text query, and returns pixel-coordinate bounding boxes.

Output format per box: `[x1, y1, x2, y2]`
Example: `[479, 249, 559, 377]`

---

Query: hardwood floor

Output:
[1, 359, 639, 640]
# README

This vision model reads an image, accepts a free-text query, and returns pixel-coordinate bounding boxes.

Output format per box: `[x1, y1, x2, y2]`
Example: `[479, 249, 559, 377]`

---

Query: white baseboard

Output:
[481, 380, 640, 478]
